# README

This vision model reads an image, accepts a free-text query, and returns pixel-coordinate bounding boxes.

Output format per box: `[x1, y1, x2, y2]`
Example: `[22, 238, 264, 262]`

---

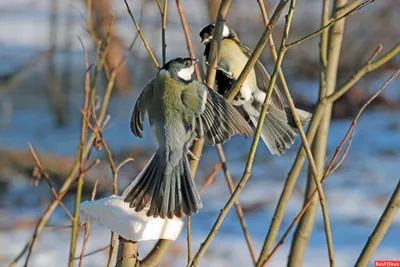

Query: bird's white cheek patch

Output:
[177, 66, 194, 81]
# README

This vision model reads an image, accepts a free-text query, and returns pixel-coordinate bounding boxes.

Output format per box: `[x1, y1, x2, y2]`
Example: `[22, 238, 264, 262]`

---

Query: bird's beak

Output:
[191, 58, 199, 65]
[200, 39, 206, 44]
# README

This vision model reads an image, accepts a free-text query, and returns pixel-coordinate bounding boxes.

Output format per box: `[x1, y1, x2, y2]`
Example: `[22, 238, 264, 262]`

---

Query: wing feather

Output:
[238, 42, 285, 109]
[130, 79, 155, 138]
[191, 81, 253, 145]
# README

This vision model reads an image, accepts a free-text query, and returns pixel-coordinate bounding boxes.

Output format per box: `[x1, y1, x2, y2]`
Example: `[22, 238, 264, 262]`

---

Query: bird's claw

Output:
[206, 61, 234, 79]
[188, 150, 200, 161]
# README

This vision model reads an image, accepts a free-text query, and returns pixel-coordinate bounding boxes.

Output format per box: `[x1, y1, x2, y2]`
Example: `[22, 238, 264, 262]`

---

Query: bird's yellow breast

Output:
[219, 39, 257, 88]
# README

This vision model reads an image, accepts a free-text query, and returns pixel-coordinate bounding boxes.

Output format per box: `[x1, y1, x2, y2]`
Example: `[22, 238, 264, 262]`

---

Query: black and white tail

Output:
[250, 103, 312, 155]
[123, 150, 202, 219]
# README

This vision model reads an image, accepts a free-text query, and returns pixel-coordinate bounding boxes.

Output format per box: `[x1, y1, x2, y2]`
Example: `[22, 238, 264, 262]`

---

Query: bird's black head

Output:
[199, 23, 235, 45]
[160, 57, 198, 83]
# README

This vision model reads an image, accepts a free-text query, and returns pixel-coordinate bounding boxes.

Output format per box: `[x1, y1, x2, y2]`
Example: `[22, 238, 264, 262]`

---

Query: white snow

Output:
[79, 195, 183, 242]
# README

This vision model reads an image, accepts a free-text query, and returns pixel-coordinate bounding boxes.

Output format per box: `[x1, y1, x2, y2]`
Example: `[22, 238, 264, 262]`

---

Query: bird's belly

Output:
[150, 120, 192, 150]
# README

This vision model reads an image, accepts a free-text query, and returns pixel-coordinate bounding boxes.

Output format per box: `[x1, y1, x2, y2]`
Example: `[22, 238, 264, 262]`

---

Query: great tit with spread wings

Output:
[123, 57, 253, 219]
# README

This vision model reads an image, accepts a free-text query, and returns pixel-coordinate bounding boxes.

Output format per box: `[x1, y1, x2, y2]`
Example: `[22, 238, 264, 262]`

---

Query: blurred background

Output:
[0, 0, 399, 266]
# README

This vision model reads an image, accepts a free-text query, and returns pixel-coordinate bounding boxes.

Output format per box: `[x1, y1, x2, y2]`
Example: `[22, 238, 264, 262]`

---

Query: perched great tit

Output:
[123, 57, 253, 219]
[199, 24, 312, 155]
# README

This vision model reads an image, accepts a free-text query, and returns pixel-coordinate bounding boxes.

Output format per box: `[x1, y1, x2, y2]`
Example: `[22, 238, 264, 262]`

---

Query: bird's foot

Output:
[188, 150, 200, 161]
[206, 61, 234, 79]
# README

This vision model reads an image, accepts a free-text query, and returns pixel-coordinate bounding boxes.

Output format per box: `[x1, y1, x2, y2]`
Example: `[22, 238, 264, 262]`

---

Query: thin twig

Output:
[79, 181, 98, 267]
[155, 0, 163, 14]
[22, 161, 100, 267]
[261, 68, 400, 267]
[75, 245, 110, 259]
[28, 143, 73, 220]
[188, 1, 292, 266]
[161, 0, 168, 65]
[255, 0, 322, 262]
[68, 37, 93, 267]
[175, 0, 202, 79]
[355, 73, 400, 264]
[11, 67, 117, 267]
[283, 0, 335, 264]
[187, 216, 192, 264]
[285, 0, 376, 50]
[356, 174, 400, 266]
[216, 145, 257, 263]
[175, 5, 232, 261]
[106, 234, 118, 267]
[124, 0, 159, 69]
[19, 188, 70, 267]
[327, 43, 400, 103]
[198, 163, 222, 195]
[258, 4, 398, 267]
[106, 160, 135, 267]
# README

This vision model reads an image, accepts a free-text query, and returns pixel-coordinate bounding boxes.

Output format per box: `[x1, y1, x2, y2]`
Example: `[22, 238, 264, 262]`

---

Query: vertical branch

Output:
[256, 104, 325, 266]
[189, 1, 292, 265]
[354, 70, 400, 267]
[289, 0, 347, 265]
[257, 1, 377, 263]
[161, 0, 168, 65]
[79, 181, 98, 267]
[176, 0, 256, 263]
[255, 1, 328, 263]
[68, 39, 93, 267]
[115, 237, 139, 267]
[355, 179, 400, 266]
[10, 66, 116, 267]
[216, 145, 257, 263]
[187, 216, 192, 264]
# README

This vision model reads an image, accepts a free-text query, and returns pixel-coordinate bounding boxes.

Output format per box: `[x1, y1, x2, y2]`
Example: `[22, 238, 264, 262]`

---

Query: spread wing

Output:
[190, 80, 253, 146]
[130, 79, 155, 138]
[238, 42, 285, 109]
